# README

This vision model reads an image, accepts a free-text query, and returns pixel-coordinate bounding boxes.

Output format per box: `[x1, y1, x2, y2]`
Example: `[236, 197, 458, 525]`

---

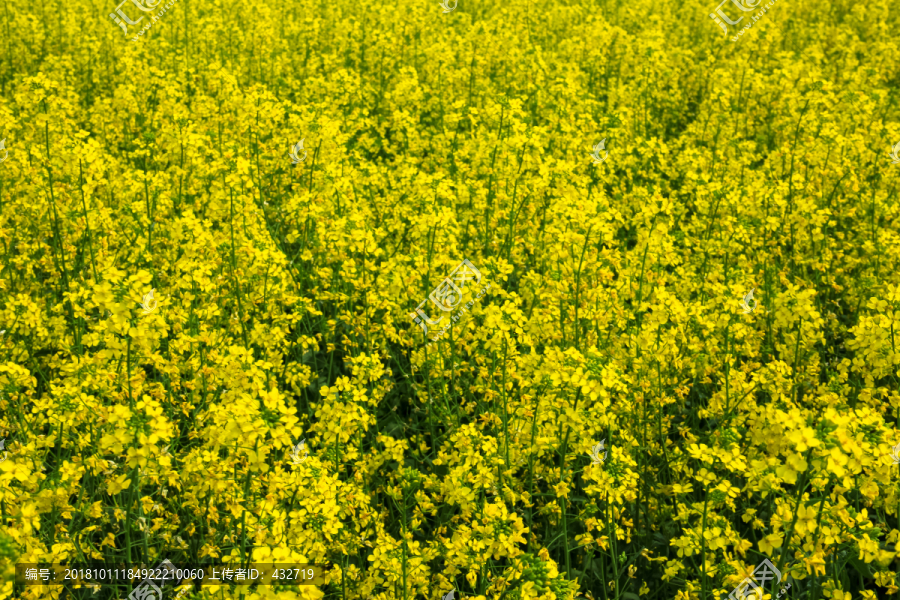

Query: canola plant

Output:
[1, 0, 899, 599]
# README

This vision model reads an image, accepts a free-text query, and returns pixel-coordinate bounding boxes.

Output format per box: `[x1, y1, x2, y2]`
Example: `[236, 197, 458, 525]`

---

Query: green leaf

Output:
[846, 555, 873, 579]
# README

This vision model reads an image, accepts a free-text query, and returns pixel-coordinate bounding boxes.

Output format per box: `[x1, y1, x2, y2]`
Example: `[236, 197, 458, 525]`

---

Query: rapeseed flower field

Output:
[2, 0, 900, 599]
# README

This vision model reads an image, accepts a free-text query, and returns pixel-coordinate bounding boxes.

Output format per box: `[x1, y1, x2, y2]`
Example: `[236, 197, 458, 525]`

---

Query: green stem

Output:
[501, 339, 510, 475]
[557, 389, 583, 580]
[773, 449, 814, 595]
[700, 484, 710, 600]
[401, 485, 408, 600]
[229, 188, 250, 348]
[78, 160, 98, 281]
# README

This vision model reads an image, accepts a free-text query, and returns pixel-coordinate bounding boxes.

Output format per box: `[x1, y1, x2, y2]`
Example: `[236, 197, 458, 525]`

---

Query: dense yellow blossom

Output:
[1, 0, 900, 599]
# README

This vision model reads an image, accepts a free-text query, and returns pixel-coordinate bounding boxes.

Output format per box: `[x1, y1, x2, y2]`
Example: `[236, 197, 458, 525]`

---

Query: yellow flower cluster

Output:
[1, 0, 899, 599]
